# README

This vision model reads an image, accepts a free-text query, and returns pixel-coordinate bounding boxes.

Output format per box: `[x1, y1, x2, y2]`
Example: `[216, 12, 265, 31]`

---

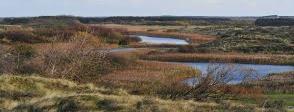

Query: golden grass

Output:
[101, 60, 199, 84]
[0, 75, 231, 111]
[142, 53, 294, 65]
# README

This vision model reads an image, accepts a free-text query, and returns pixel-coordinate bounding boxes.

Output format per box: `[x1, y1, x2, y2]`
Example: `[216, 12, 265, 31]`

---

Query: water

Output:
[179, 62, 294, 85]
[109, 48, 136, 53]
[137, 35, 189, 45]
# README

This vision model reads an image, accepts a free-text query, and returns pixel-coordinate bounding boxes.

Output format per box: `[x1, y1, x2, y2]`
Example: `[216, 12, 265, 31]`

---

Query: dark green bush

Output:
[118, 39, 129, 46]
[96, 99, 122, 111]
[57, 99, 78, 112]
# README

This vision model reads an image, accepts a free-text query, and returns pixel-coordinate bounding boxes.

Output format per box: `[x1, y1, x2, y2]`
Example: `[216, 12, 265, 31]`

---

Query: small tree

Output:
[174, 63, 260, 100]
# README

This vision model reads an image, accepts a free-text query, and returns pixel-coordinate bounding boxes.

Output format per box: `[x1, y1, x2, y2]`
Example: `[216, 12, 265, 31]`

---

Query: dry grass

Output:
[102, 60, 198, 83]
[245, 72, 294, 93]
[2, 75, 245, 112]
[142, 53, 294, 65]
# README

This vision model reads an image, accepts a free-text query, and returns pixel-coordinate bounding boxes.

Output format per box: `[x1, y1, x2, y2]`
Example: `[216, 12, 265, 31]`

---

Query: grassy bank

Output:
[266, 94, 294, 106]
[0, 75, 258, 112]
[242, 72, 294, 111]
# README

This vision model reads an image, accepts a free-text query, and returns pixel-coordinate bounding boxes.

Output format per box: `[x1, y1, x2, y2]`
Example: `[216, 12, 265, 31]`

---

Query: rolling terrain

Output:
[0, 16, 293, 111]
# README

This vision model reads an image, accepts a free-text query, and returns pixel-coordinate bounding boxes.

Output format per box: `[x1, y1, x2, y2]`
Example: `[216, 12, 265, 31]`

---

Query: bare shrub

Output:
[0, 53, 16, 74]
[154, 77, 191, 99]
[41, 32, 116, 82]
[0, 44, 39, 74]
[162, 63, 262, 100]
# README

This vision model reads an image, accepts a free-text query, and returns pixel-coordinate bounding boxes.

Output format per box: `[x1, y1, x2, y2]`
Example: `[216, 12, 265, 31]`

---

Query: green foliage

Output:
[267, 94, 294, 106]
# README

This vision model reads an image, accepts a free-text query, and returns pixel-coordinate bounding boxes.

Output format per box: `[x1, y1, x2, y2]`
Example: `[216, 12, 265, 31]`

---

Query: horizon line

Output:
[1, 15, 293, 18]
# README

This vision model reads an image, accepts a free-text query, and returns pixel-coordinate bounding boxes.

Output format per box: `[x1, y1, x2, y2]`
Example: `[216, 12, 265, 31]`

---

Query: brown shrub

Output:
[41, 37, 112, 82]
[0, 29, 49, 43]
[0, 44, 39, 74]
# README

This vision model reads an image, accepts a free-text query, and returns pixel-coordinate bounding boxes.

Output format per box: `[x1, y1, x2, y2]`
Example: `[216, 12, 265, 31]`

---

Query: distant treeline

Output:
[1, 16, 77, 25]
[0, 16, 232, 25]
[78, 16, 231, 24]
[6, 16, 294, 26]
[255, 17, 294, 26]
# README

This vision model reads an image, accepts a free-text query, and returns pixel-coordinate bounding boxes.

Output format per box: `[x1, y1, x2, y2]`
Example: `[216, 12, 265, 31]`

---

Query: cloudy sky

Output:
[0, 0, 293, 17]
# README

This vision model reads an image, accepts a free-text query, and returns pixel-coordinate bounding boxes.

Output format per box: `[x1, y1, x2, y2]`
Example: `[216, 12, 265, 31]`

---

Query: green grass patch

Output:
[266, 93, 294, 106]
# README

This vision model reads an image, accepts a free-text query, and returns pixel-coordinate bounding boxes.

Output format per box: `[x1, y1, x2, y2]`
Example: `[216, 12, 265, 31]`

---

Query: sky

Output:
[0, 0, 293, 17]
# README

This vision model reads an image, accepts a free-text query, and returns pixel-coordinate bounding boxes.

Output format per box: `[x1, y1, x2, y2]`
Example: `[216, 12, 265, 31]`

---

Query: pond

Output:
[137, 35, 189, 45]
[178, 62, 294, 85]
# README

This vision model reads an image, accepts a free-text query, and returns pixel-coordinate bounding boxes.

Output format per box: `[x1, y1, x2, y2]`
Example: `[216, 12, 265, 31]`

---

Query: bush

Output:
[118, 39, 129, 46]
[0, 45, 39, 74]
[0, 30, 48, 43]
[43, 47, 113, 82]
[0, 46, 13, 73]
[57, 99, 79, 112]
[96, 99, 122, 111]
[260, 100, 286, 112]
[11, 44, 36, 59]
[12, 45, 39, 74]
[16, 62, 41, 74]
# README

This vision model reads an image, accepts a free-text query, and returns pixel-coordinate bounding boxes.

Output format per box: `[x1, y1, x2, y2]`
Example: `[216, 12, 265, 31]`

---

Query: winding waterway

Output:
[137, 35, 189, 45]
[115, 35, 294, 84]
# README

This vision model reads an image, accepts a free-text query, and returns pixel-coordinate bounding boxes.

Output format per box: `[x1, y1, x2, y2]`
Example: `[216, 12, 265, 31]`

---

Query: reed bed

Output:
[142, 53, 294, 65]
[101, 60, 199, 84]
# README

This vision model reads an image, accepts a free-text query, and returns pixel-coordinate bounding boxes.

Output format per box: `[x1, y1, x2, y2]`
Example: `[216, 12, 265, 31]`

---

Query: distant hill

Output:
[255, 16, 294, 26]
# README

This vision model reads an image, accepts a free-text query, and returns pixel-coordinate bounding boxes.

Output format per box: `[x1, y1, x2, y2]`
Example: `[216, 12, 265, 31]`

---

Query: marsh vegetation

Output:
[0, 16, 293, 111]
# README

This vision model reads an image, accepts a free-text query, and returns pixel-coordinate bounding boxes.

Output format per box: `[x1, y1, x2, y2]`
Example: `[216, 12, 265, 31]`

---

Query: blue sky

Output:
[0, 0, 293, 17]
